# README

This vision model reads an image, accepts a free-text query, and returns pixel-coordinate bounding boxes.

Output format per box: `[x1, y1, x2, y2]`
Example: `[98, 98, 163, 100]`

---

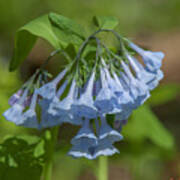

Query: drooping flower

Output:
[3, 88, 29, 124]
[98, 115, 123, 143]
[72, 71, 97, 119]
[127, 55, 163, 90]
[120, 61, 150, 107]
[89, 116, 122, 159]
[68, 118, 97, 159]
[129, 42, 164, 72]
[39, 80, 68, 128]
[94, 68, 116, 113]
[20, 91, 40, 129]
[37, 68, 67, 99]
[48, 79, 82, 125]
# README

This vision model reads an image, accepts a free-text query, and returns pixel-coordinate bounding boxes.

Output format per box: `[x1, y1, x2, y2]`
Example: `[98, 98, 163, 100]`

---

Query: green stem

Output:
[43, 126, 59, 180]
[98, 156, 108, 180]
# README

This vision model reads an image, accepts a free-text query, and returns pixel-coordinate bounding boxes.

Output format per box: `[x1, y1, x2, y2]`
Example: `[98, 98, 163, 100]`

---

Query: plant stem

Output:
[43, 126, 59, 180]
[98, 156, 108, 180]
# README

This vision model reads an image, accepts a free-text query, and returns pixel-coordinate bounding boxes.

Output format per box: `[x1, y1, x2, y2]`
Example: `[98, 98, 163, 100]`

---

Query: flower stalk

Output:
[42, 126, 59, 180]
[98, 156, 108, 180]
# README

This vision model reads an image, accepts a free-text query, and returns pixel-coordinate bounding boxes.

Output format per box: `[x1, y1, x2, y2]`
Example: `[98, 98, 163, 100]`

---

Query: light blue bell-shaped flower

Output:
[3, 88, 29, 124]
[90, 115, 121, 158]
[71, 118, 97, 145]
[127, 55, 156, 83]
[98, 115, 123, 143]
[37, 68, 67, 99]
[39, 98, 61, 128]
[131, 57, 164, 91]
[129, 42, 164, 72]
[3, 104, 24, 124]
[121, 61, 150, 107]
[102, 59, 123, 99]
[40, 80, 69, 128]
[94, 68, 116, 113]
[68, 118, 97, 159]
[20, 91, 40, 129]
[113, 72, 133, 108]
[48, 79, 82, 125]
[93, 139, 119, 159]
[101, 59, 123, 97]
[68, 138, 96, 159]
[145, 68, 164, 90]
[105, 71, 134, 114]
[72, 71, 97, 119]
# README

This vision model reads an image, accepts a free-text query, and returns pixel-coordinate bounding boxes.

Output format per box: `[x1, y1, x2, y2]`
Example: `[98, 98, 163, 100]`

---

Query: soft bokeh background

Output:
[0, 0, 180, 179]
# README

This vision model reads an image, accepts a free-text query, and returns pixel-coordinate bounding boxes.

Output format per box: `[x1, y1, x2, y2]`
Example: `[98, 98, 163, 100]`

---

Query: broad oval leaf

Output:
[9, 14, 60, 71]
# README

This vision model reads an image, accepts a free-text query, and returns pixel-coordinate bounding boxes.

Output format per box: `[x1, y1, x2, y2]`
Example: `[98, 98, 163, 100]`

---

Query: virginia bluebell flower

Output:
[20, 91, 40, 129]
[40, 80, 68, 128]
[3, 88, 29, 124]
[48, 79, 82, 125]
[37, 68, 67, 99]
[94, 68, 116, 113]
[129, 56, 163, 90]
[93, 139, 119, 158]
[68, 118, 97, 159]
[72, 71, 97, 119]
[121, 61, 150, 107]
[129, 42, 164, 72]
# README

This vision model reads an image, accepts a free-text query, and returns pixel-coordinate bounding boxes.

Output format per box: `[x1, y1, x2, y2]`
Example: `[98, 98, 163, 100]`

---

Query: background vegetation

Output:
[0, 0, 180, 179]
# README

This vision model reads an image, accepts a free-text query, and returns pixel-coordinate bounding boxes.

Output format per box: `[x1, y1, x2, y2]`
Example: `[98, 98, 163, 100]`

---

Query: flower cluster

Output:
[3, 35, 164, 159]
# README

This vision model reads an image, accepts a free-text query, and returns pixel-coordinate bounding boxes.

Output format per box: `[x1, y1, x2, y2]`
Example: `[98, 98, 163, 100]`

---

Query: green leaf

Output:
[93, 16, 119, 30]
[0, 135, 45, 180]
[123, 105, 175, 150]
[9, 14, 60, 71]
[147, 84, 180, 106]
[49, 12, 86, 48]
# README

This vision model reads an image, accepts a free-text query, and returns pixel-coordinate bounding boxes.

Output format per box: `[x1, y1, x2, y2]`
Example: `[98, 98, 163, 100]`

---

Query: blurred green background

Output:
[0, 0, 180, 179]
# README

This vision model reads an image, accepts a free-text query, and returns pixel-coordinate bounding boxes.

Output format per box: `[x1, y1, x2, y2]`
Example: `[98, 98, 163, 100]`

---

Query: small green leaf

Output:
[93, 16, 119, 30]
[9, 14, 60, 71]
[147, 84, 180, 106]
[123, 105, 175, 150]
[49, 12, 86, 48]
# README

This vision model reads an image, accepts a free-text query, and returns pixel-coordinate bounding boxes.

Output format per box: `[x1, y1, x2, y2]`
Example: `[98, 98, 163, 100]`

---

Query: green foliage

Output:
[49, 12, 86, 48]
[93, 16, 119, 30]
[0, 135, 45, 180]
[147, 83, 180, 106]
[9, 13, 88, 72]
[9, 14, 60, 71]
[123, 105, 174, 150]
